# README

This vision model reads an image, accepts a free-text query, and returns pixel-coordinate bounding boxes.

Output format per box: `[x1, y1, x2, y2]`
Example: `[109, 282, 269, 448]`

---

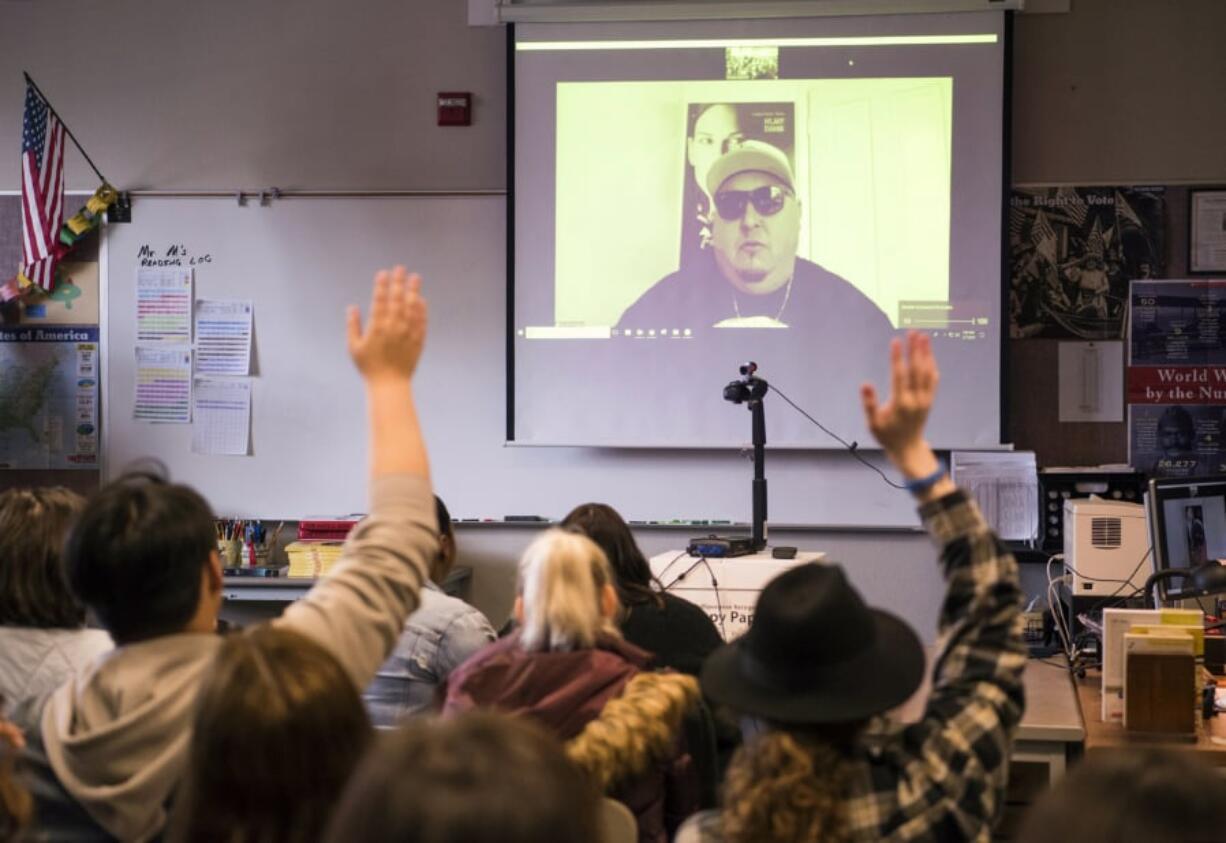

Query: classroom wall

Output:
[0, 0, 507, 191]
[1009, 0, 1226, 467]
[1, 0, 1221, 641]
[1012, 0, 1226, 184]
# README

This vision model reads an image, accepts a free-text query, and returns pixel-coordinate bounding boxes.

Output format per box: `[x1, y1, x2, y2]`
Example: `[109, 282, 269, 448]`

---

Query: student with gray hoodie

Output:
[21, 267, 438, 842]
[0, 488, 112, 736]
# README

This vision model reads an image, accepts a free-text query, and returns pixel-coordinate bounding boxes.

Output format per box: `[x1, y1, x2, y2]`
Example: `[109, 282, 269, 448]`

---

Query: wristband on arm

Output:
[903, 460, 947, 495]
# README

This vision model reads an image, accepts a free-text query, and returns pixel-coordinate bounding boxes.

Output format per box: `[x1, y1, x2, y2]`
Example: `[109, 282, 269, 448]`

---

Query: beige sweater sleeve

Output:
[275, 474, 437, 689]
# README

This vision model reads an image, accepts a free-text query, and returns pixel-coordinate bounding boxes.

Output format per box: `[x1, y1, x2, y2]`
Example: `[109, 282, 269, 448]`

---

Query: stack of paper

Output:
[950, 451, 1038, 542]
[284, 541, 345, 578]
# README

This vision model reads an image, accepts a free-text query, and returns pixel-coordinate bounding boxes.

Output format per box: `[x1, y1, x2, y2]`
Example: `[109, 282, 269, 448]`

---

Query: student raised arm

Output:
[859, 331, 955, 503]
[863, 331, 1027, 838]
[677, 331, 1025, 843]
[278, 266, 439, 686]
[346, 267, 430, 481]
[26, 268, 438, 842]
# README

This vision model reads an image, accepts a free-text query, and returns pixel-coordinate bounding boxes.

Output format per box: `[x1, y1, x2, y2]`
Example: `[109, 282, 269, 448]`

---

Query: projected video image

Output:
[512, 14, 1005, 447]
[678, 102, 795, 274]
[553, 79, 952, 333]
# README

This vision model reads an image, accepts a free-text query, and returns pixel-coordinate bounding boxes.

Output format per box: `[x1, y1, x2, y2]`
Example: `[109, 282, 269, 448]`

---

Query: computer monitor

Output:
[1145, 475, 1226, 601]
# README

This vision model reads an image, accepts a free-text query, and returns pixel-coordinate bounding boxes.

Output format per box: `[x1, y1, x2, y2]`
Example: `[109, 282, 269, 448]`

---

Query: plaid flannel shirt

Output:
[845, 487, 1027, 841]
[676, 488, 1026, 843]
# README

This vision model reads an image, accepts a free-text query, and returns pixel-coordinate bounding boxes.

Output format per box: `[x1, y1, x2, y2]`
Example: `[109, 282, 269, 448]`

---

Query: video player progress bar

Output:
[903, 318, 990, 326]
[523, 326, 612, 339]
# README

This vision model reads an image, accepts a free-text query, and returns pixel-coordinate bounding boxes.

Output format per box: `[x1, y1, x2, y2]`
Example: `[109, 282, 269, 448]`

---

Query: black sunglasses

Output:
[713, 185, 792, 221]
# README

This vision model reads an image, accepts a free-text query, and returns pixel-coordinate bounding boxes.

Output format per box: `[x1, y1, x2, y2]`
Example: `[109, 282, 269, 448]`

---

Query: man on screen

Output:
[618, 140, 893, 334]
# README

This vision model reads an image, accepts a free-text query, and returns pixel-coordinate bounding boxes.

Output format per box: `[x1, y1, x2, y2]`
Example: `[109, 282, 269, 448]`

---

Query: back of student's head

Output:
[433, 495, 456, 580]
[561, 502, 661, 608]
[63, 470, 215, 644]
[325, 711, 600, 843]
[0, 487, 86, 629]
[517, 527, 619, 652]
[719, 723, 860, 843]
[434, 495, 453, 541]
[1018, 749, 1226, 843]
[170, 625, 372, 843]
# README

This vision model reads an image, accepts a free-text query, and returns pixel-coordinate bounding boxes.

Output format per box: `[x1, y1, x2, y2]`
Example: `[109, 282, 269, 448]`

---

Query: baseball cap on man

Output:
[705, 140, 796, 197]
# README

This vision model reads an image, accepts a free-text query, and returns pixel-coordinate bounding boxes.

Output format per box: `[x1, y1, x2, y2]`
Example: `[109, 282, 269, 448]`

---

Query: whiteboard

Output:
[103, 196, 920, 526]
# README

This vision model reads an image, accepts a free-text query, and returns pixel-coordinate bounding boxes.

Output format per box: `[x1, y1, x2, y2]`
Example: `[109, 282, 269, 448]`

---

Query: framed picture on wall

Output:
[1189, 188, 1226, 274]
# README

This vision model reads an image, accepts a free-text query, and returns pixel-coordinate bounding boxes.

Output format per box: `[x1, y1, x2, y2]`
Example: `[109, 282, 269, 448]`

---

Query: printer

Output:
[1063, 498, 1150, 595]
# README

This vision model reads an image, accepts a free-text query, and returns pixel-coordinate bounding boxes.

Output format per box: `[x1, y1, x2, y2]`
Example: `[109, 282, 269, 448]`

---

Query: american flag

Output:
[21, 82, 66, 291]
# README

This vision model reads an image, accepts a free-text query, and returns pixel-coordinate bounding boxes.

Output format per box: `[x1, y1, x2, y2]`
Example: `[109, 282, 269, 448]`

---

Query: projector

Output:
[1063, 498, 1150, 595]
[688, 535, 755, 558]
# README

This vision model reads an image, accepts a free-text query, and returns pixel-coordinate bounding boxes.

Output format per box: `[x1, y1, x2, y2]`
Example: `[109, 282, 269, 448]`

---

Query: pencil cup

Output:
[219, 539, 242, 568]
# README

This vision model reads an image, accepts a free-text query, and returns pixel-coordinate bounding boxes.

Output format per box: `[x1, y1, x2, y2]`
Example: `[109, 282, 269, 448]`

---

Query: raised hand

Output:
[347, 266, 427, 383]
[861, 331, 943, 484]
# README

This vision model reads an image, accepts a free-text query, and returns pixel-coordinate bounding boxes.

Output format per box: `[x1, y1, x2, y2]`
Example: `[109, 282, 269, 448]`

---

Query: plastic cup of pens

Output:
[218, 539, 243, 568]
[218, 521, 277, 571]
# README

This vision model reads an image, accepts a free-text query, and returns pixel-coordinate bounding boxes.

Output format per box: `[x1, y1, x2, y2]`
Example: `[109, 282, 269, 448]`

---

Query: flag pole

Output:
[22, 71, 108, 185]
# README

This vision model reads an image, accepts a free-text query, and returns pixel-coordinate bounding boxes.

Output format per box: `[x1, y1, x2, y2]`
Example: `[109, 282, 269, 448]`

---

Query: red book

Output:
[298, 519, 360, 541]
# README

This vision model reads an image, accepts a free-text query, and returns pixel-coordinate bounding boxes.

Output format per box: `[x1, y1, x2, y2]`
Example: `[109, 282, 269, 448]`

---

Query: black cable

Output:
[697, 556, 727, 640]
[766, 381, 905, 490]
[1045, 548, 1156, 679]
[1080, 547, 1153, 611]
[1049, 548, 1152, 636]
[1096, 585, 1147, 611]
[661, 554, 727, 638]
[1062, 547, 1152, 587]
[662, 555, 708, 592]
[654, 550, 690, 589]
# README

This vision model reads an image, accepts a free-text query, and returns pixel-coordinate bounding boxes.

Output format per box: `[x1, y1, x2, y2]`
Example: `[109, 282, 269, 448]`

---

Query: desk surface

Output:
[895, 655, 1085, 744]
[1075, 671, 1226, 763]
[222, 565, 472, 599]
[1018, 660, 1088, 742]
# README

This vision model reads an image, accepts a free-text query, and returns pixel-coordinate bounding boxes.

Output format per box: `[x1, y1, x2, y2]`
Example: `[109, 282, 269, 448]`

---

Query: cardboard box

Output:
[1101, 608, 1202, 721]
[1122, 630, 1197, 734]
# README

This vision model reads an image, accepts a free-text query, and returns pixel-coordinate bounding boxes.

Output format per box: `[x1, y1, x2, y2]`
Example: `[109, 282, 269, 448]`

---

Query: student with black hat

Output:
[677, 331, 1026, 843]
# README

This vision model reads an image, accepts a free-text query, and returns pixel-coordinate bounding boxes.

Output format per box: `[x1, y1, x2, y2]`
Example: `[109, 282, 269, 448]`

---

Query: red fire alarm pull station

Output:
[437, 92, 472, 126]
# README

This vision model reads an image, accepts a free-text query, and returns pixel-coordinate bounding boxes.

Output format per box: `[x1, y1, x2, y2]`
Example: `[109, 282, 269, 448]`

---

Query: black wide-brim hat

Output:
[701, 562, 925, 725]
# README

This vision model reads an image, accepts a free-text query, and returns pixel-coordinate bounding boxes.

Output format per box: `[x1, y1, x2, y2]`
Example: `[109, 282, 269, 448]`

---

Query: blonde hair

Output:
[518, 528, 620, 652]
[566, 672, 699, 791]
[721, 730, 851, 843]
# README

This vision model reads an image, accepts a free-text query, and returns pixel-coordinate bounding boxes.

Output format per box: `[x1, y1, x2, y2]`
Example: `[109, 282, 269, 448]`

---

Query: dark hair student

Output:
[1018, 749, 1226, 843]
[562, 502, 722, 678]
[64, 471, 217, 644]
[325, 711, 601, 843]
[169, 626, 373, 843]
[561, 503, 660, 607]
[0, 487, 88, 628]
